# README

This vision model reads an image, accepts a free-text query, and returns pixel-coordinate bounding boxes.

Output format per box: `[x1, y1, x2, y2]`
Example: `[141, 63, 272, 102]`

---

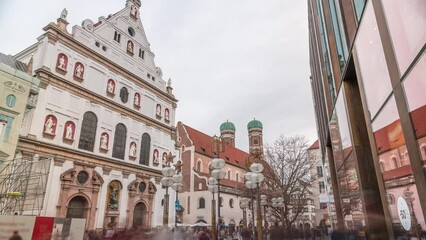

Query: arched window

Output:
[120, 87, 129, 103]
[219, 197, 223, 207]
[422, 146, 426, 160]
[379, 161, 385, 173]
[198, 197, 205, 209]
[227, 170, 231, 180]
[112, 123, 127, 159]
[391, 157, 399, 169]
[78, 112, 97, 152]
[236, 173, 239, 182]
[229, 198, 234, 208]
[139, 133, 151, 165]
[197, 161, 202, 172]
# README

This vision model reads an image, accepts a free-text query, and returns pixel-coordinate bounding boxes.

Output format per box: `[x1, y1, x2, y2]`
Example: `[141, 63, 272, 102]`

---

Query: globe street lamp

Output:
[161, 164, 175, 228]
[260, 194, 268, 238]
[245, 173, 257, 239]
[208, 177, 218, 240]
[247, 161, 265, 240]
[171, 172, 184, 227]
[239, 198, 249, 228]
[271, 197, 284, 226]
[211, 157, 226, 232]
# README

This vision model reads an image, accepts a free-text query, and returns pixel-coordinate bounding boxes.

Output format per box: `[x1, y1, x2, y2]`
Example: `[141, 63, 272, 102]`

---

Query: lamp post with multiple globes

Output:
[245, 161, 265, 240]
[208, 177, 218, 240]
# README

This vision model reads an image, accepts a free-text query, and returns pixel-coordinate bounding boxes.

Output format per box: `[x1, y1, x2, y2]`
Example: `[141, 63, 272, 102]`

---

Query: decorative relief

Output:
[134, 93, 141, 107]
[127, 41, 134, 55]
[60, 168, 77, 182]
[152, 149, 159, 166]
[130, 5, 139, 19]
[73, 62, 85, 80]
[63, 121, 75, 141]
[162, 152, 168, 167]
[4, 81, 25, 93]
[82, 19, 94, 32]
[56, 53, 68, 73]
[107, 79, 115, 95]
[43, 114, 57, 136]
[165, 108, 170, 122]
[108, 180, 122, 211]
[100, 132, 109, 150]
[155, 104, 162, 118]
[129, 142, 137, 159]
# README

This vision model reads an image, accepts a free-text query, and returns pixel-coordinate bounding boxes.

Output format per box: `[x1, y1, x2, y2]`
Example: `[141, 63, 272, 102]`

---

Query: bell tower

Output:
[220, 120, 236, 148]
[247, 119, 263, 154]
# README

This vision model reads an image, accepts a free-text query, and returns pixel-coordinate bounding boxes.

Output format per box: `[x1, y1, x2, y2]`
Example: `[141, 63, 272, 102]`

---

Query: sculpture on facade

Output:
[100, 133, 108, 149]
[156, 104, 161, 116]
[65, 123, 73, 139]
[44, 116, 55, 134]
[127, 41, 133, 53]
[165, 108, 170, 121]
[129, 142, 137, 157]
[153, 149, 159, 164]
[107, 80, 115, 94]
[134, 94, 140, 106]
[57, 55, 67, 70]
[74, 63, 84, 79]
[109, 185, 119, 210]
[60, 8, 68, 20]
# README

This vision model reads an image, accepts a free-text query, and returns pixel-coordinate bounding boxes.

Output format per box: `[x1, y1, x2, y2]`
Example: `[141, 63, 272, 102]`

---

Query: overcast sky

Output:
[0, 0, 317, 151]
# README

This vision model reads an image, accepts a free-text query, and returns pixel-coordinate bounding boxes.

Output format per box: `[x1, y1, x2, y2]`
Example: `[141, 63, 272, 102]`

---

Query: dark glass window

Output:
[328, 0, 348, 71]
[77, 171, 89, 184]
[139, 133, 151, 165]
[114, 31, 121, 43]
[139, 49, 144, 59]
[229, 198, 234, 208]
[112, 123, 127, 159]
[198, 198, 205, 209]
[120, 87, 129, 103]
[78, 112, 97, 152]
[353, 0, 366, 21]
[139, 182, 146, 193]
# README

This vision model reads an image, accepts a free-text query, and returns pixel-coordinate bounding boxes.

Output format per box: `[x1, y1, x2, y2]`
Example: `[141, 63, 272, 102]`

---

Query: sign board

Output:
[397, 197, 411, 231]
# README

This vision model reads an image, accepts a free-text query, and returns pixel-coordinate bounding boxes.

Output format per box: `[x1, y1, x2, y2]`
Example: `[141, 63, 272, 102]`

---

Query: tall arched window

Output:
[391, 157, 399, 169]
[78, 112, 97, 152]
[112, 123, 127, 159]
[227, 170, 231, 180]
[236, 173, 239, 182]
[197, 161, 202, 172]
[198, 197, 205, 209]
[120, 87, 129, 103]
[139, 133, 151, 165]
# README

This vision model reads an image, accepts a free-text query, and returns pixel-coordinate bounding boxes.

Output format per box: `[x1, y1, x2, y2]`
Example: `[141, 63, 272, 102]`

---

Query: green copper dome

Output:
[220, 121, 236, 132]
[247, 119, 263, 130]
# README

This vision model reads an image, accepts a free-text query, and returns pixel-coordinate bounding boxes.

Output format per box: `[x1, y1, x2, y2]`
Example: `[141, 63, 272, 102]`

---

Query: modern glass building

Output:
[308, 0, 426, 239]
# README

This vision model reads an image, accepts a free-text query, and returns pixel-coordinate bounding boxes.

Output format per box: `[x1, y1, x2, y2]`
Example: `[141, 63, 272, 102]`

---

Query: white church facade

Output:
[11, 0, 178, 233]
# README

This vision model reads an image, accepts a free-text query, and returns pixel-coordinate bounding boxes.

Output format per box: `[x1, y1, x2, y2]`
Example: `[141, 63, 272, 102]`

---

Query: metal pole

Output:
[263, 205, 267, 239]
[256, 184, 263, 240]
[175, 191, 178, 228]
[217, 181, 221, 236]
[251, 190, 255, 240]
[212, 192, 217, 240]
[163, 187, 169, 228]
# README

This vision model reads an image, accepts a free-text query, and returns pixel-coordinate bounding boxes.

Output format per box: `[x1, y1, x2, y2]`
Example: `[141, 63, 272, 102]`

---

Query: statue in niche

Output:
[127, 41, 133, 54]
[134, 94, 140, 106]
[44, 116, 55, 134]
[153, 149, 159, 164]
[100, 133, 108, 149]
[129, 142, 137, 157]
[74, 63, 84, 78]
[162, 152, 168, 167]
[65, 122, 73, 139]
[156, 104, 161, 116]
[57, 55, 66, 70]
[107, 80, 115, 94]
[109, 184, 119, 210]
[165, 109, 170, 121]
[130, 5, 138, 19]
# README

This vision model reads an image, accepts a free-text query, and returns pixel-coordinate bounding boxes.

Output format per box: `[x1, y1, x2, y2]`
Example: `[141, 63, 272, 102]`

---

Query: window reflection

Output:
[381, 0, 426, 76]
[372, 96, 426, 235]
[354, 1, 393, 119]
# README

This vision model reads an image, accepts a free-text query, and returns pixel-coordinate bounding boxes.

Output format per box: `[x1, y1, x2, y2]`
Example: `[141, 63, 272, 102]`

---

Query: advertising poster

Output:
[0, 215, 36, 240]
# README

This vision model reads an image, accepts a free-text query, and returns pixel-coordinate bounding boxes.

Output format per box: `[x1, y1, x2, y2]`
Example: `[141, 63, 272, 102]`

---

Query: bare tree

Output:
[263, 135, 317, 230]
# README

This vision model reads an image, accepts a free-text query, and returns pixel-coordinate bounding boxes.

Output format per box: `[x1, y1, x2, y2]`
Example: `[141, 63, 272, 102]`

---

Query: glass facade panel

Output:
[328, 0, 348, 71]
[330, 90, 353, 169]
[316, 0, 336, 104]
[372, 96, 426, 235]
[354, 1, 393, 119]
[353, 0, 366, 21]
[382, 0, 426, 76]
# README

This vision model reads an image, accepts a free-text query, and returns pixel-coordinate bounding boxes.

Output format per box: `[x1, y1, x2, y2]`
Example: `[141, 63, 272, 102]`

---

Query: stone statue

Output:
[134, 94, 140, 106]
[44, 116, 55, 134]
[129, 143, 137, 157]
[100, 134, 108, 149]
[167, 78, 172, 87]
[60, 8, 68, 20]
[58, 55, 66, 70]
[74, 64, 83, 78]
[65, 123, 73, 139]
[174, 160, 183, 174]
[109, 185, 119, 210]
[107, 81, 114, 93]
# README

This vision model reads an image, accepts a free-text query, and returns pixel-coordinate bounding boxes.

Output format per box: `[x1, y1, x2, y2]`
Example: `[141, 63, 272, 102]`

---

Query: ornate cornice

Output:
[35, 67, 175, 134]
[18, 136, 162, 178]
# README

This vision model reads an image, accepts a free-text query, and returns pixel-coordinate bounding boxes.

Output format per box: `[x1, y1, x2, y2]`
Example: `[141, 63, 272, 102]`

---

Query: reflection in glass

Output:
[328, 0, 348, 71]
[353, 0, 366, 21]
[354, 1, 392, 119]
[372, 97, 426, 235]
[381, 0, 426, 76]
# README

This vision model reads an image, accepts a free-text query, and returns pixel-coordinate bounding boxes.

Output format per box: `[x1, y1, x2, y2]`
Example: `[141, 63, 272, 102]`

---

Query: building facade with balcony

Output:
[309, 0, 426, 238]
[3, 0, 179, 234]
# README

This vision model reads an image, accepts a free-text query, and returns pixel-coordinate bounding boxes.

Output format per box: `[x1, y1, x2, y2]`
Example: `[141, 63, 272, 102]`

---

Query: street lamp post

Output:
[161, 163, 175, 228]
[260, 195, 267, 238]
[245, 173, 257, 239]
[250, 162, 265, 240]
[239, 198, 249, 228]
[211, 158, 226, 234]
[208, 177, 218, 240]
[171, 172, 184, 227]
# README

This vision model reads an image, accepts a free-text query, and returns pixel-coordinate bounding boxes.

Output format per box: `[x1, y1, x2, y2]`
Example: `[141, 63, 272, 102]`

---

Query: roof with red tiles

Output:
[183, 124, 250, 169]
[308, 140, 319, 150]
